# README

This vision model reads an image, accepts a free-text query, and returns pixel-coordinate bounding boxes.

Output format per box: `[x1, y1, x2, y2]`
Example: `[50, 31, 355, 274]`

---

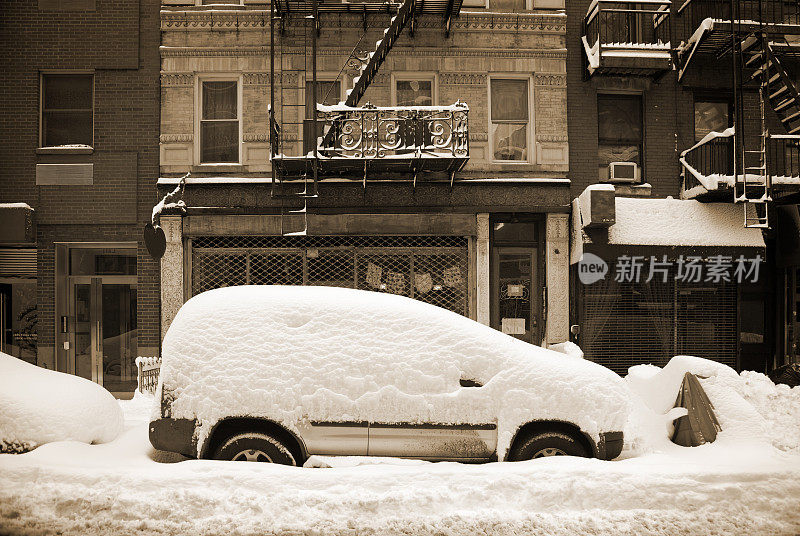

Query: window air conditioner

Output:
[609, 161, 638, 183]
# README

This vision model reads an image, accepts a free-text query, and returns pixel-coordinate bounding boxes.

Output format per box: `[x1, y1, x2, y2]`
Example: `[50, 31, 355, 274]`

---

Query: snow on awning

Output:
[609, 197, 765, 248]
[572, 195, 765, 264]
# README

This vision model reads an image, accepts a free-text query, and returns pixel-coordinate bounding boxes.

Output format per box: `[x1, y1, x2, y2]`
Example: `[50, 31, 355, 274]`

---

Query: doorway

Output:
[490, 217, 543, 345]
[60, 245, 137, 397]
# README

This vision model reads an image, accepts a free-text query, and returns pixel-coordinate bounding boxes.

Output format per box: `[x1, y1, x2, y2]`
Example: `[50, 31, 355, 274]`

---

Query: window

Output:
[41, 74, 93, 147]
[394, 79, 433, 106]
[304, 80, 341, 154]
[200, 80, 239, 163]
[694, 98, 731, 142]
[490, 79, 530, 161]
[488, 0, 527, 11]
[597, 93, 643, 181]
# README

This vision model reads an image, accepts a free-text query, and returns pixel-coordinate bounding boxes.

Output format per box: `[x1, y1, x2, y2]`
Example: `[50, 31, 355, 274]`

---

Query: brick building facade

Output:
[156, 0, 574, 350]
[0, 0, 161, 397]
[566, 0, 800, 373]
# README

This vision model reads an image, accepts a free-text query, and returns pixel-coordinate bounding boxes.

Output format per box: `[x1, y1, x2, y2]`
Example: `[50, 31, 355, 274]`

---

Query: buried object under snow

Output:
[671, 372, 721, 447]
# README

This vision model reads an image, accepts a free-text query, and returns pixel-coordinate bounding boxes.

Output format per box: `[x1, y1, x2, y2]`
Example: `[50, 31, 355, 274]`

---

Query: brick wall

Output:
[566, 1, 791, 199]
[0, 0, 161, 365]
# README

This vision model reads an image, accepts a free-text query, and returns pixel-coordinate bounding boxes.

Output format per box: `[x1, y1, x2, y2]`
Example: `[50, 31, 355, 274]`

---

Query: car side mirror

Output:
[459, 378, 483, 388]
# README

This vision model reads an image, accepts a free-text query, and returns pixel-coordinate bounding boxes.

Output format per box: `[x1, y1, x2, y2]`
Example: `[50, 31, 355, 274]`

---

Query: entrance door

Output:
[492, 247, 541, 345]
[70, 277, 137, 394]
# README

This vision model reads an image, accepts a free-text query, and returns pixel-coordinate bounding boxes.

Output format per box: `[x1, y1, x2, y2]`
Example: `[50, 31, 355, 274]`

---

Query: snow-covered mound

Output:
[625, 356, 800, 454]
[0, 352, 123, 452]
[159, 286, 631, 458]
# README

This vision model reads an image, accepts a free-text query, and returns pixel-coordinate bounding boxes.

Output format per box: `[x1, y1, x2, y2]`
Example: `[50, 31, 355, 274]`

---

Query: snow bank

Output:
[548, 341, 584, 359]
[159, 286, 631, 458]
[0, 352, 123, 452]
[624, 356, 799, 454]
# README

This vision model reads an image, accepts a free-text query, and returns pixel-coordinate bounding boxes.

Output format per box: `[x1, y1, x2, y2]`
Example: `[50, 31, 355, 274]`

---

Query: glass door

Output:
[69, 277, 137, 395]
[492, 247, 540, 344]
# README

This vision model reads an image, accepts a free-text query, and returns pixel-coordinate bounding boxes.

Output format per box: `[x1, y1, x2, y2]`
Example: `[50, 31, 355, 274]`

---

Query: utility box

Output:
[578, 184, 615, 229]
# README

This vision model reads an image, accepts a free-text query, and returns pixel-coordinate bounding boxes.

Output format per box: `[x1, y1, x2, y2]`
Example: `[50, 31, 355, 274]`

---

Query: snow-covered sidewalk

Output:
[1, 391, 799, 535]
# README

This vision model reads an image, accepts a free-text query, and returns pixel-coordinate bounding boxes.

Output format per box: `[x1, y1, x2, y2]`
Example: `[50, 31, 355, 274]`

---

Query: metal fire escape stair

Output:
[734, 33, 786, 228]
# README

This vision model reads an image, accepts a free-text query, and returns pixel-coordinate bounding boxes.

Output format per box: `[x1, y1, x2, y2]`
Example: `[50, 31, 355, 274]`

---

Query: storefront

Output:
[571, 189, 768, 375]
[0, 204, 37, 365]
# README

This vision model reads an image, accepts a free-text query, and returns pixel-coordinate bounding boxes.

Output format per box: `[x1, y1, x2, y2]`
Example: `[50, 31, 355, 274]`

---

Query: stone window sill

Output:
[36, 146, 94, 155]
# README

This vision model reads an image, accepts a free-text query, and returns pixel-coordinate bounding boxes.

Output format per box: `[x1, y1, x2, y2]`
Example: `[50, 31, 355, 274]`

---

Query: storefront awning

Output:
[572, 195, 766, 263]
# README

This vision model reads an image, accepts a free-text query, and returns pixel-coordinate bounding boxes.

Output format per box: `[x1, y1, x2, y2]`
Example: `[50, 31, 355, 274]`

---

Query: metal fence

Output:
[136, 356, 161, 395]
[190, 235, 470, 316]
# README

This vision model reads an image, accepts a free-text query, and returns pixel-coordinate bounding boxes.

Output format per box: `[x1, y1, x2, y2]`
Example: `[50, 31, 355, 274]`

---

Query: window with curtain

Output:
[491, 78, 529, 161]
[201, 81, 239, 163]
[597, 93, 643, 181]
[395, 79, 433, 106]
[41, 74, 93, 147]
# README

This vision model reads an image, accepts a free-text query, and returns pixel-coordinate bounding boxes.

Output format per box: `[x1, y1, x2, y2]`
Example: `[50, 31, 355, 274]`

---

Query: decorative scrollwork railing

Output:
[317, 102, 469, 160]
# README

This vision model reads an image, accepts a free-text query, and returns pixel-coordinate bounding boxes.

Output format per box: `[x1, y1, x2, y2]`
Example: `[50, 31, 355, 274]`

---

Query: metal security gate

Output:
[190, 236, 470, 316]
[581, 278, 738, 375]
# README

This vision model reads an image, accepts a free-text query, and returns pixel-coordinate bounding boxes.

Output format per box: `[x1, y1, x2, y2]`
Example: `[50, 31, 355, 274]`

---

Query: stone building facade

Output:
[0, 0, 161, 397]
[158, 0, 572, 349]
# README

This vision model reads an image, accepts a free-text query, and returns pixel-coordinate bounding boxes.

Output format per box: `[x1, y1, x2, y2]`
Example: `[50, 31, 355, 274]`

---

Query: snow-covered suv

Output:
[150, 286, 629, 465]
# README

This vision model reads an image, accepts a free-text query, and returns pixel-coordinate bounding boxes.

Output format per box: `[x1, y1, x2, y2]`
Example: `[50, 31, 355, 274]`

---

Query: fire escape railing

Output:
[681, 129, 800, 192]
[676, 0, 800, 45]
[315, 103, 469, 161]
[585, 0, 671, 47]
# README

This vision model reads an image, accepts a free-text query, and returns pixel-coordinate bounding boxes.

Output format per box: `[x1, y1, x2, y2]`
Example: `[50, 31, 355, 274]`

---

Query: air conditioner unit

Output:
[608, 161, 638, 183]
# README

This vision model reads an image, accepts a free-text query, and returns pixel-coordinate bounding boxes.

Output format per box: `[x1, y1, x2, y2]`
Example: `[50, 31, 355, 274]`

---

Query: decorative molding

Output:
[243, 133, 269, 142]
[243, 72, 268, 85]
[160, 10, 564, 33]
[534, 73, 567, 86]
[160, 134, 193, 143]
[161, 72, 194, 86]
[440, 72, 487, 86]
[160, 46, 567, 60]
[536, 135, 568, 142]
[469, 133, 488, 142]
[161, 11, 266, 30]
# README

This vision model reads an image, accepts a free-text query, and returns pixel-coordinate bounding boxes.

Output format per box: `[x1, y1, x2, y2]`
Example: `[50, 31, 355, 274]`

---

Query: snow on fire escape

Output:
[677, 0, 800, 228]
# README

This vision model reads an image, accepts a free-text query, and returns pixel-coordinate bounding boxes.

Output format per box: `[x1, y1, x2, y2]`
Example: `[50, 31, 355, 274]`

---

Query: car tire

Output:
[507, 430, 590, 461]
[213, 432, 297, 466]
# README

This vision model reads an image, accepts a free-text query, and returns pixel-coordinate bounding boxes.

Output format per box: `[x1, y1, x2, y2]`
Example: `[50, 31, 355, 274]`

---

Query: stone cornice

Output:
[161, 72, 194, 86]
[536, 134, 568, 142]
[160, 46, 566, 59]
[160, 10, 564, 33]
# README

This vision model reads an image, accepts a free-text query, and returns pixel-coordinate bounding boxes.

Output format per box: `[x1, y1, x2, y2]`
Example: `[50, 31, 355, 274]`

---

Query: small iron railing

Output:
[136, 356, 161, 395]
[767, 134, 800, 179]
[315, 103, 469, 160]
[681, 130, 800, 193]
[584, 0, 671, 50]
[676, 0, 800, 46]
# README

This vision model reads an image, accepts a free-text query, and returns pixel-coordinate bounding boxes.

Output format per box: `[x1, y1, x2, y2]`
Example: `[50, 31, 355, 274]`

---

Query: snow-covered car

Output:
[150, 286, 630, 465]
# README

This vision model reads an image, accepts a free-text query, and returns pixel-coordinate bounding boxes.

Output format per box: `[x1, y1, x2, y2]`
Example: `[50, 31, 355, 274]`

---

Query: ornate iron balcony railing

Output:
[316, 102, 469, 161]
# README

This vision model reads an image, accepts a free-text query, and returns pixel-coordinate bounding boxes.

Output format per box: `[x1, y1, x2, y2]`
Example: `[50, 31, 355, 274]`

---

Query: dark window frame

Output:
[40, 73, 94, 148]
[597, 92, 644, 182]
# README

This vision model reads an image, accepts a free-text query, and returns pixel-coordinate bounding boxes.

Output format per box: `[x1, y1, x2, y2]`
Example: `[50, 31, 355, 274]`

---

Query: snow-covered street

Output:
[2, 388, 800, 536]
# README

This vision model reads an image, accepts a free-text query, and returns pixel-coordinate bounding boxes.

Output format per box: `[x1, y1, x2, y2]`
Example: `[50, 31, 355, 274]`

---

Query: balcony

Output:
[272, 103, 469, 179]
[582, 0, 672, 77]
[676, 0, 800, 79]
[680, 129, 800, 199]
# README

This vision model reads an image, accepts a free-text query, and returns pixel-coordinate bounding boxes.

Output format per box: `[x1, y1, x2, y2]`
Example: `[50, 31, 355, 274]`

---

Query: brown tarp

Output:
[671, 372, 722, 447]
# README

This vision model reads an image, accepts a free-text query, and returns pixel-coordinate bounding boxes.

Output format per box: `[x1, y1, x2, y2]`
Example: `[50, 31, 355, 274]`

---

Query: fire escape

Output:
[269, 0, 469, 233]
[582, 0, 800, 228]
[675, 0, 800, 228]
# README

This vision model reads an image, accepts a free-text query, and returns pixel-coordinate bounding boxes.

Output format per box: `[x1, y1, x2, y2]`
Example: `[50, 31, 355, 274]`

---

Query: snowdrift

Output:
[625, 355, 800, 454]
[159, 286, 631, 458]
[0, 352, 123, 452]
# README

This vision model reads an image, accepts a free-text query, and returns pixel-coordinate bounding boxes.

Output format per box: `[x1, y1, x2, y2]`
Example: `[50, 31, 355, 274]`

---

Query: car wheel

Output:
[213, 432, 297, 466]
[507, 430, 589, 461]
